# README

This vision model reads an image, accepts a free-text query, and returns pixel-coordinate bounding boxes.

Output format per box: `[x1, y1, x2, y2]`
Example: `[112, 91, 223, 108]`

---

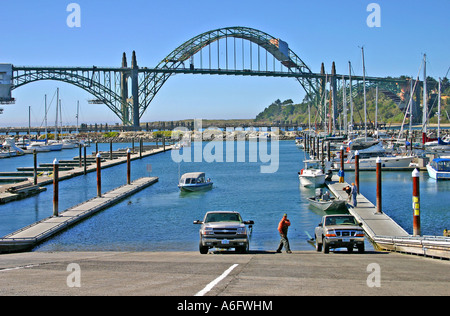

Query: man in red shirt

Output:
[276, 213, 292, 253]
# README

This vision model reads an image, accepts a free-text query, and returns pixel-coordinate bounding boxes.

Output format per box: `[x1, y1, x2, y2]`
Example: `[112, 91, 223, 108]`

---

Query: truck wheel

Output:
[357, 244, 365, 253]
[323, 239, 330, 254]
[315, 234, 322, 252]
[199, 243, 208, 254]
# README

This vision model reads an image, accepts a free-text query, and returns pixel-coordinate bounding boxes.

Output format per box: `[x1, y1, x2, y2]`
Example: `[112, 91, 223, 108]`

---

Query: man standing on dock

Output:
[276, 213, 292, 253]
[351, 183, 358, 207]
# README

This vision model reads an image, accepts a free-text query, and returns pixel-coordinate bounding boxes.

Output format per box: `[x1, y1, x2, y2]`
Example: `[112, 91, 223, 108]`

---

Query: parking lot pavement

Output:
[0, 251, 449, 296]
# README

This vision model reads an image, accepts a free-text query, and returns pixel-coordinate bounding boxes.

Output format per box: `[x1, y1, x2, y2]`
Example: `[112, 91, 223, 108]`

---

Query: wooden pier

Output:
[0, 144, 172, 204]
[0, 177, 158, 253]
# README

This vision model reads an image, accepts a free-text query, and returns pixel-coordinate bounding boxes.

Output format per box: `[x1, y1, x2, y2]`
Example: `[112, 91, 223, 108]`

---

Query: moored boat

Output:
[178, 172, 213, 192]
[307, 188, 348, 213]
[426, 158, 450, 180]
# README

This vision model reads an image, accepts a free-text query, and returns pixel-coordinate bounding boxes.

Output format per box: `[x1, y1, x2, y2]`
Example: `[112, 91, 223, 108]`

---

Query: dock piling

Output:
[412, 168, 421, 236]
[53, 158, 59, 217]
[96, 153, 102, 197]
[376, 157, 383, 214]
[33, 150, 37, 185]
[355, 150, 360, 194]
[127, 149, 131, 185]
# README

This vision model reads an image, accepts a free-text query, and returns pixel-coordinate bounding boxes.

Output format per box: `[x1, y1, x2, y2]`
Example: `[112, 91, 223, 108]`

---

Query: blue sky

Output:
[1, 0, 449, 126]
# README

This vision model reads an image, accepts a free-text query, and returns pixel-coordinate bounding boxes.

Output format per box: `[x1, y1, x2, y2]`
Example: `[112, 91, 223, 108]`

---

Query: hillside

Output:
[255, 79, 450, 125]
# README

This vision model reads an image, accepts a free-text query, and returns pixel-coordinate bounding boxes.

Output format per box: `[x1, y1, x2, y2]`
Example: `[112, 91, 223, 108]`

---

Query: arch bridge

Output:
[1, 26, 412, 128]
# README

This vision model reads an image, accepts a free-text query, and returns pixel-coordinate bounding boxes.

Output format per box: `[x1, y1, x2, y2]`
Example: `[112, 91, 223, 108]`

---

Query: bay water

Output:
[0, 141, 448, 252]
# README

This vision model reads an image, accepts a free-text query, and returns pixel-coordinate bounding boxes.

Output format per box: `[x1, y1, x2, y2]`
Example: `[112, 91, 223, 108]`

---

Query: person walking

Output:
[276, 213, 292, 253]
[351, 182, 358, 207]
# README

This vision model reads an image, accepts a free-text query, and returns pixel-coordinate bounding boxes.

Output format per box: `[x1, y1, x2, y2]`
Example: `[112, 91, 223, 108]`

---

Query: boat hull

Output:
[307, 197, 347, 213]
[299, 174, 326, 188]
[178, 183, 213, 192]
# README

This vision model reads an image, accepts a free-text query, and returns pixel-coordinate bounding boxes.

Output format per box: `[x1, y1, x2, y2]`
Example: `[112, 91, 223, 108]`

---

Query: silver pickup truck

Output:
[194, 211, 254, 254]
[315, 214, 365, 253]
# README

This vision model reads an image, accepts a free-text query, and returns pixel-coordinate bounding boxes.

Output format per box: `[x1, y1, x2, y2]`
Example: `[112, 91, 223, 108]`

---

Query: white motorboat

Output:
[299, 168, 326, 188]
[178, 172, 213, 192]
[47, 140, 63, 151]
[426, 158, 450, 180]
[298, 160, 328, 188]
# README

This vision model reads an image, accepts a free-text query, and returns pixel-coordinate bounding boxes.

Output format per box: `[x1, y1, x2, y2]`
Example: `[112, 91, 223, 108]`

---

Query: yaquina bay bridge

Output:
[0, 26, 419, 129]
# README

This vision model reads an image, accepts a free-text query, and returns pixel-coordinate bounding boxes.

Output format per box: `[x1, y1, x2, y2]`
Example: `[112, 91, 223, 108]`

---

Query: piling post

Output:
[79, 143, 82, 168]
[83, 145, 87, 175]
[53, 158, 59, 217]
[327, 141, 331, 161]
[110, 140, 113, 160]
[340, 146, 344, 171]
[33, 149, 37, 185]
[412, 168, 421, 236]
[355, 150, 360, 194]
[127, 149, 131, 185]
[376, 157, 383, 214]
[96, 153, 102, 197]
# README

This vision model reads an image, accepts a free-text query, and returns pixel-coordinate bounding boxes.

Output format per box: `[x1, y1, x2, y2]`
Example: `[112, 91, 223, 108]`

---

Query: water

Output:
[0, 141, 448, 252]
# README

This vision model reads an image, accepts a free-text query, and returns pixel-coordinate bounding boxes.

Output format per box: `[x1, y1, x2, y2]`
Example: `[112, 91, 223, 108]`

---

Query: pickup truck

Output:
[194, 211, 254, 254]
[314, 214, 365, 253]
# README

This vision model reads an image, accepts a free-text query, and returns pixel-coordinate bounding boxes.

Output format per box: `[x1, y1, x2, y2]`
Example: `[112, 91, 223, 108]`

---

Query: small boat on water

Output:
[307, 188, 347, 213]
[178, 172, 213, 192]
[298, 159, 330, 188]
[25, 142, 51, 153]
[426, 158, 450, 180]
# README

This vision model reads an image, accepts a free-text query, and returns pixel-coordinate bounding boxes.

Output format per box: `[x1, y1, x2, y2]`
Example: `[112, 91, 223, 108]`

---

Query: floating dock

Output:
[0, 177, 158, 253]
[0, 145, 172, 204]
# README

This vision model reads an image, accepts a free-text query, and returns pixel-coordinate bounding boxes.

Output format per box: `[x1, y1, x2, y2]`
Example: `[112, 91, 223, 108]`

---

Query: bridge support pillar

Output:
[121, 52, 129, 126]
[131, 51, 140, 130]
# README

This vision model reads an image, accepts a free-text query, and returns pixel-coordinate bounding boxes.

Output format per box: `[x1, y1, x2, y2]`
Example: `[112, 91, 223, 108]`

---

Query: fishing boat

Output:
[178, 172, 213, 192]
[298, 160, 327, 188]
[307, 188, 347, 213]
[426, 158, 450, 180]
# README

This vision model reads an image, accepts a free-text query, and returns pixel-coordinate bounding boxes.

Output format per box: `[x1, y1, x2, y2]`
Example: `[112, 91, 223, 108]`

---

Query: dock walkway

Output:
[326, 175, 409, 239]
[0, 177, 158, 253]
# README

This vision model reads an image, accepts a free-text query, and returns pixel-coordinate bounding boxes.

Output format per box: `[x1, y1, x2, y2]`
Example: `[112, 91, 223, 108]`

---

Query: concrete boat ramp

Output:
[0, 177, 158, 253]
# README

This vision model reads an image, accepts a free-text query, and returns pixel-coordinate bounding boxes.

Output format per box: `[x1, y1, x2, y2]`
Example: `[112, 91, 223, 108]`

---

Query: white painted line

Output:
[195, 264, 239, 296]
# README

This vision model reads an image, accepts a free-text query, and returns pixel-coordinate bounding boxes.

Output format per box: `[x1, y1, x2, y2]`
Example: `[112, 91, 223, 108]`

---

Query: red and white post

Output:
[412, 168, 421, 236]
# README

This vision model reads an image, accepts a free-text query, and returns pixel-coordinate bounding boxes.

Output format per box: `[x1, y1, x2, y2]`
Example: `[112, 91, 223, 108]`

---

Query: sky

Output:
[0, 0, 449, 127]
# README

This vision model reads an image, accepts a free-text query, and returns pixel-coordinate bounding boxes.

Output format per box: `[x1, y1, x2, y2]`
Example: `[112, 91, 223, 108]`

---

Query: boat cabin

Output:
[179, 172, 209, 185]
[430, 158, 450, 172]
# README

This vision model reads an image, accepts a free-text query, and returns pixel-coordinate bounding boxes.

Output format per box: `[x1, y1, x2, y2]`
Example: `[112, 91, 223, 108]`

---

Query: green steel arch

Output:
[138, 26, 321, 118]
[12, 67, 128, 122]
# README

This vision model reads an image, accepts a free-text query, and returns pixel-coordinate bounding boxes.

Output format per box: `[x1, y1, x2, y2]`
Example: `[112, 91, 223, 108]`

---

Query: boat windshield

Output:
[325, 216, 357, 226]
[205, 213, 243, 223]
[437, 161, 450, 171]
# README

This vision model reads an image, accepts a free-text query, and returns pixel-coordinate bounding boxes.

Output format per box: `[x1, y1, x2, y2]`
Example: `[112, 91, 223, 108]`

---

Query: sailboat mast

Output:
[423, 54, 427, 134]
[55, 88, 59, 141]
[438, 78, 441, 139]
[44, 94, 48, 144]
[348, 61, 353, 136]
[361, 47, 367, 141]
